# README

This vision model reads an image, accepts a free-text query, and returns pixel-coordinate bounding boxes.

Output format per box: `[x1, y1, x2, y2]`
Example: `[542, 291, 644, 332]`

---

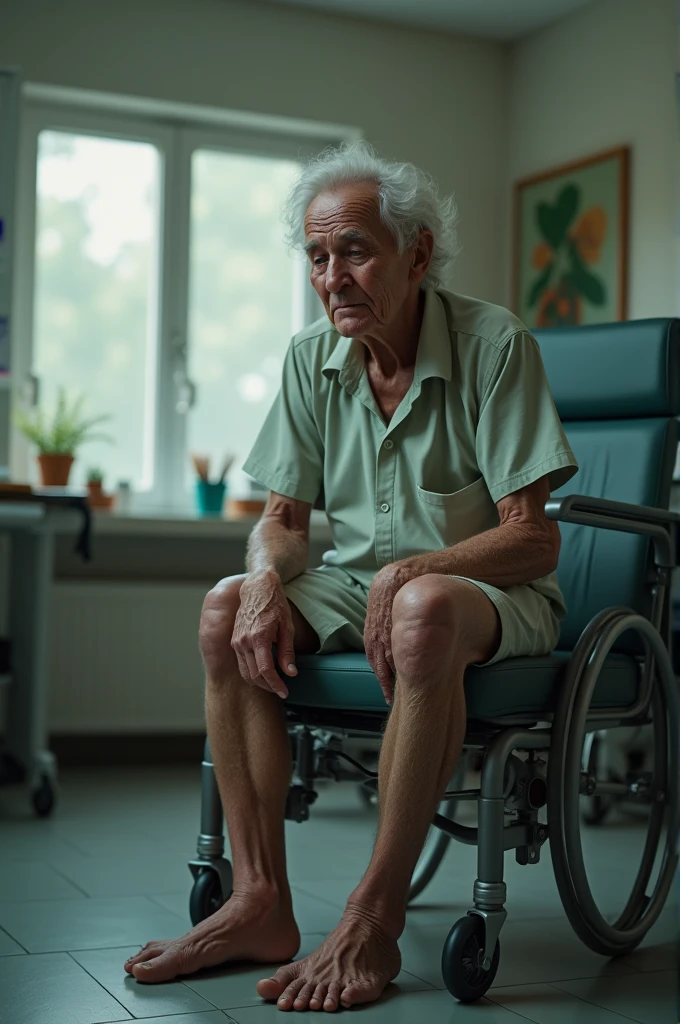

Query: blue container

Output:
[196, 480, 227, 517]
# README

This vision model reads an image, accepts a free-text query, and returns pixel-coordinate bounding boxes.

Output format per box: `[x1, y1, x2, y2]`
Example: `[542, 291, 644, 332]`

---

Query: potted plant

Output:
[15, 389, 112, 487]
[85, 467, 115, 510]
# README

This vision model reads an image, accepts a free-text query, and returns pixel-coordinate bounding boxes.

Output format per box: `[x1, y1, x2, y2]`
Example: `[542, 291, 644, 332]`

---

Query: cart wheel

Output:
[189, 869, 226, 925]
[32, 774, 56, 818]
[441, 915, 500, 1003]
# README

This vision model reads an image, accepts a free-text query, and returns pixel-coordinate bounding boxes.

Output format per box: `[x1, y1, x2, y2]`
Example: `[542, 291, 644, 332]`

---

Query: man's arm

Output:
[387, 475, 560, 590]
[246, 491, 312, 583]
[363, 476, 559, 698]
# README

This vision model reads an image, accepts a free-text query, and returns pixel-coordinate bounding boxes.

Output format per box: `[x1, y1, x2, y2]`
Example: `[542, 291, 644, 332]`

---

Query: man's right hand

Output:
[231, 569, 297, 698]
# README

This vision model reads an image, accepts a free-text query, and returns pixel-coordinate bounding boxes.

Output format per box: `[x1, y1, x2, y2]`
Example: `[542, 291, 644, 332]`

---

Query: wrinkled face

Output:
[303, 183, 418, 338]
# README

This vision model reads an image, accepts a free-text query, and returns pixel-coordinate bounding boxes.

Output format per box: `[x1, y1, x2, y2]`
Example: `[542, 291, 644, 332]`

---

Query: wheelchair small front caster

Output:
[32, 774, 56, 818]
[189, 868, 228, 925]
[441, 915, 500, 1002]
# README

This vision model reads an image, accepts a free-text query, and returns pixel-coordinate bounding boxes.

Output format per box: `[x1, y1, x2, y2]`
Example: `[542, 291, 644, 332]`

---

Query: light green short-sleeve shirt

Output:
[243, 288, 579, 619]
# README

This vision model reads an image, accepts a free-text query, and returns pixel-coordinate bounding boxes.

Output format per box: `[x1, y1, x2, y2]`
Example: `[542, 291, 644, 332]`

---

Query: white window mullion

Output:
[154, 125, 193, 511]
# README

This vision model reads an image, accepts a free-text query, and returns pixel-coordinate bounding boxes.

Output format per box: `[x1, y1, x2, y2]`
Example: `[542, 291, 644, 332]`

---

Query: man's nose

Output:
[325, 255, 352, 293]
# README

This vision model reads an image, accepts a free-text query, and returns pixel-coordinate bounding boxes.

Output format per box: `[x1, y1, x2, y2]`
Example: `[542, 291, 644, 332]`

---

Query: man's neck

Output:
[359, 290, 425, 380]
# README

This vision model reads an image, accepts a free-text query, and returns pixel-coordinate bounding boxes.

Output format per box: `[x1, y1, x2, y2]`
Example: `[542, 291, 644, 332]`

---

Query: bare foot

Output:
[256, 904, 401, 1012]
[123, 886, 300, 983]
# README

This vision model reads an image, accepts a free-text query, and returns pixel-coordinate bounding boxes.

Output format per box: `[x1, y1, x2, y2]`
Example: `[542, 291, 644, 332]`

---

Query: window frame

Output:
[13, 91, 352, 508]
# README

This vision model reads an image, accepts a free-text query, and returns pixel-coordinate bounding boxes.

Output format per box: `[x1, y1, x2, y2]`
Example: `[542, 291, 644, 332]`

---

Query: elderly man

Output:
[125, 142, 578, 1011]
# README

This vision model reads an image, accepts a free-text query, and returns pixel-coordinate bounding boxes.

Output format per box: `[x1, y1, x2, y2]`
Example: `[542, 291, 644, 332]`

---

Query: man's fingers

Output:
[243, 648, 260, 682]
[372, 649, 394, 706]
[254, 645, 289, 698]
[233, 647, 251, 683]
[276, 621, 298, 678]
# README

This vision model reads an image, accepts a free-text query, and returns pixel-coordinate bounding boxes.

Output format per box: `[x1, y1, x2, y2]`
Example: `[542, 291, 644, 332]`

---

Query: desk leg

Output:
[6, 528, 57, 790]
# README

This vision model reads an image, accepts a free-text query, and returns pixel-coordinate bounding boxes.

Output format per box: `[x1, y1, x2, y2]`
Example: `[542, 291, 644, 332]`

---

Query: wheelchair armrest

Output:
[545, 493, 679, 568]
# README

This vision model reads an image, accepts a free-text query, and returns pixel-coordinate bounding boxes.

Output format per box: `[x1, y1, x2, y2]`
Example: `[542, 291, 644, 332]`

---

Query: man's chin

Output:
[331, 309, 373, 336]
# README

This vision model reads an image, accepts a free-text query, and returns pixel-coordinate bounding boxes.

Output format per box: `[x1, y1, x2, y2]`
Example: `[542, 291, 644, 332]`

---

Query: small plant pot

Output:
[196, 480, 226, 517]
[87, 481, 114, 510]
[38, 454, 74, 487]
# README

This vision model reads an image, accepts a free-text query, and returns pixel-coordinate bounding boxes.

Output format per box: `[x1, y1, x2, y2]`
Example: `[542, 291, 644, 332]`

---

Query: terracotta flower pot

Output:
[38, 453, 74, 487]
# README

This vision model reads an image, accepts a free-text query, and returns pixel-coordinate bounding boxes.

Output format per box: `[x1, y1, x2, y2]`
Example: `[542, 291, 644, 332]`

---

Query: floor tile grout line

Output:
[64, 950, 134, 1020]
[544, 980, 654, 1024]
[486, 964, 645, 990]
[290, 882, 353, 913]
[47, 861, 93, 899]
[0, 923, 29, 954]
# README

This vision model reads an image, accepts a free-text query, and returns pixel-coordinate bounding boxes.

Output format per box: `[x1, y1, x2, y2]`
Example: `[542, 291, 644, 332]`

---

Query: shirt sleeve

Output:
[476, 330, 579, 504]
[242, 339, 324, 505]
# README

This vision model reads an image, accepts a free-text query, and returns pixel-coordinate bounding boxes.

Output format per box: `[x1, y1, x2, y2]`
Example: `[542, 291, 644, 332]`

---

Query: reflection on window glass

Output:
[187, 149, 302, 494]
[33, 131, 160, 489]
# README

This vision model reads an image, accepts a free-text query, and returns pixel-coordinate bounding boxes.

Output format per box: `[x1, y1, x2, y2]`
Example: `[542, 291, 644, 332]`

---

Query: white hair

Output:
[282, 140, 460, 289]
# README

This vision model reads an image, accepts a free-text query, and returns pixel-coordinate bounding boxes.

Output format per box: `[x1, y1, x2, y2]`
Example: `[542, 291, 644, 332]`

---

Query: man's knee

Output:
[391, 575, 459, 677]
[199, 574, 246, 674]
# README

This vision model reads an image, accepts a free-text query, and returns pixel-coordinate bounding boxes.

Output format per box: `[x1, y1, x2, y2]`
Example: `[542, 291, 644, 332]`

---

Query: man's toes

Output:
[277, 978, 306, 1010]
[340, 978, 383, 1008]
[309, 982, 328, 1010]
[131, 948, 184, 983]
[292, 981, 316, 1010]
[124, 946, 163, 974]
[323, 981, 341, 1012]
[256, 963, 298, 1002]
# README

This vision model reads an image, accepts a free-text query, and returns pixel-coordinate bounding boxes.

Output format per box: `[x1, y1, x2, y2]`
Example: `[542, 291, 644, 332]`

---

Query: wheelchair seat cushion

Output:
[283, 651, 640, 720]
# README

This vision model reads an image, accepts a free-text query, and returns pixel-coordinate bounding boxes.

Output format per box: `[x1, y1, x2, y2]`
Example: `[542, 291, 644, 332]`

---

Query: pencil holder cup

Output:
[196, 480, 226, 517]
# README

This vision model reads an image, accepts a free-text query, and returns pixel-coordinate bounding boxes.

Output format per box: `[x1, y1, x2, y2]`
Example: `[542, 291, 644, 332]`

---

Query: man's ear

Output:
[410, 230, 434, 284]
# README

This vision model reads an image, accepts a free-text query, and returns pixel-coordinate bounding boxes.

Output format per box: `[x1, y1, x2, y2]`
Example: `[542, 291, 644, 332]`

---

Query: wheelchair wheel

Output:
[441, 914, 500, 1002]
[581, 733, 619, 826]
[189, 868, 227, 925]
[548, 608, 680, 957]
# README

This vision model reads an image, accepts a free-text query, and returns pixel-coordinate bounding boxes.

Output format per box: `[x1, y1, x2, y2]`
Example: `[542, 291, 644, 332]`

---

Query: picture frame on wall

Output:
[513, 146, 629, 329]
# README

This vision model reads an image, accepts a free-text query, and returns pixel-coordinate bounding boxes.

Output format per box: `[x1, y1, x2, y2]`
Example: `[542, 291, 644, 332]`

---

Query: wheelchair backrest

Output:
[534, 318, 680, 651]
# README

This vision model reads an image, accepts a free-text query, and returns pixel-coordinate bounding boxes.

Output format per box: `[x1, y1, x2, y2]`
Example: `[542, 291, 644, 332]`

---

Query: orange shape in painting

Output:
[570, 206, 607, 264]
[532, 242, 553, 270]
[536, 284, 583, 327]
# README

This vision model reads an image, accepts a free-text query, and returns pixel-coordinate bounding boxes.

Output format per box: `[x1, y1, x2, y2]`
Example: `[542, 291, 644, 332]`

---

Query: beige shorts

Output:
[284, 565, 560, 667]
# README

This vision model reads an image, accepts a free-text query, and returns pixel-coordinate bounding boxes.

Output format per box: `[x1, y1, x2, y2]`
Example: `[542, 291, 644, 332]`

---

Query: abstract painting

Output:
[513, 147, 629, 328]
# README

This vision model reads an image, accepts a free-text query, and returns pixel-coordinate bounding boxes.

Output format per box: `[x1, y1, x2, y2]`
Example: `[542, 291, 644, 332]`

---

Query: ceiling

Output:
[258, 0, 595, 41]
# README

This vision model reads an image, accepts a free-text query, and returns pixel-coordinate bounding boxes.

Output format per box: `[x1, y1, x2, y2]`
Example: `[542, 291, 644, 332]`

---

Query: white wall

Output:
[505, 0, 678, 318]
[0, 0, 509, 305]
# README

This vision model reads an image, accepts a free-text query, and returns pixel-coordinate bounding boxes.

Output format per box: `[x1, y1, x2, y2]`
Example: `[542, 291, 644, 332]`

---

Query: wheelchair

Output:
[187, 318, 680, 1003]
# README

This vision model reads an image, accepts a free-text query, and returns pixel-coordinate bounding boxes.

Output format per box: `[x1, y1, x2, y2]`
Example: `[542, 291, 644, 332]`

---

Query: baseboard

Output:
[48, 733, 206, 766]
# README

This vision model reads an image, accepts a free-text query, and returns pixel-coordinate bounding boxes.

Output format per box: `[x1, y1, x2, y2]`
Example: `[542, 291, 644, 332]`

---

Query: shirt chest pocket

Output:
[416, 476, 498, 547]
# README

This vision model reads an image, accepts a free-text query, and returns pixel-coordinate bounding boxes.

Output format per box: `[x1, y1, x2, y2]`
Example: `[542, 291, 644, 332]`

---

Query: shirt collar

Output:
[413, 288, 452, 384]
[320, 287, 452, 384]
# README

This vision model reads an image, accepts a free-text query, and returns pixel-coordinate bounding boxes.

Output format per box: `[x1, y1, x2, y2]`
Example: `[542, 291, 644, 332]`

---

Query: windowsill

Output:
[86, 507, 332, 540]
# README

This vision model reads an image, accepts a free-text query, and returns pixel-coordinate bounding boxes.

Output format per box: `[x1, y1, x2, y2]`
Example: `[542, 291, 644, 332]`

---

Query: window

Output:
[33, 130, 161, 491]
[16, 99, 337, 507]
[186, 149, 302, 495]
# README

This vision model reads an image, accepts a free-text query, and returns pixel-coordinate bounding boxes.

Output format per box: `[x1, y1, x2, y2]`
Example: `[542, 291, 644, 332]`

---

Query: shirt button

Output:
[380, 502, 390, 513]
[383, 439, 394, 449]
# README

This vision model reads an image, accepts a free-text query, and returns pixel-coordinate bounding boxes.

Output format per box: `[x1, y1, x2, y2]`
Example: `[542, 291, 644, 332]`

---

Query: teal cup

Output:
[196, 480, 227, 517]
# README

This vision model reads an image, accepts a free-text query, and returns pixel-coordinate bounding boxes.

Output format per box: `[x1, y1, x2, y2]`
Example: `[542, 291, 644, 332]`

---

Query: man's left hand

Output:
[364, 564, 412, 705]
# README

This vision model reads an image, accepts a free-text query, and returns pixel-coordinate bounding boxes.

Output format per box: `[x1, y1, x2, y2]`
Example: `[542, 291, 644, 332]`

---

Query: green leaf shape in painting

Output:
[527, 261, 554, 308]
[536, 183, 580, 250]
[567, 241, 607, 306]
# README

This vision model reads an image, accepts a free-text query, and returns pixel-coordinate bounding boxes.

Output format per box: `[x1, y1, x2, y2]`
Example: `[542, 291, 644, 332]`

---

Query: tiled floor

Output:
[0, 765, 676, 1023]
